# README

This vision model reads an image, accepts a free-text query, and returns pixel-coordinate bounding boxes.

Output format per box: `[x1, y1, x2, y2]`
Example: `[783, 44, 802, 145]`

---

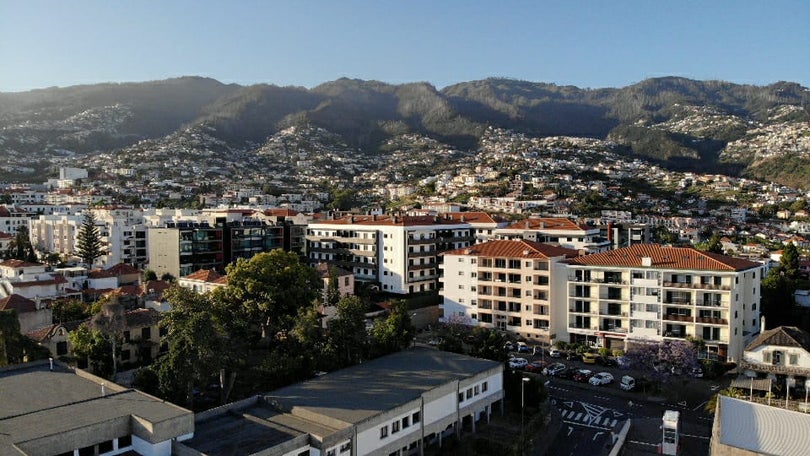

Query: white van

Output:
[620, 375, 636, 391]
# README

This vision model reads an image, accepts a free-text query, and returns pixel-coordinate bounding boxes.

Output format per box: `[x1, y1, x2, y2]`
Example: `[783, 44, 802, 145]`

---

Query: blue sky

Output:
[1, 0, 808, 92]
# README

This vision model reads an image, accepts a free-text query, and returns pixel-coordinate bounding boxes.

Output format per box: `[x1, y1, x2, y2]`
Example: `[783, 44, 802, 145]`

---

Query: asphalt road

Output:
[511, 353, 719, 455]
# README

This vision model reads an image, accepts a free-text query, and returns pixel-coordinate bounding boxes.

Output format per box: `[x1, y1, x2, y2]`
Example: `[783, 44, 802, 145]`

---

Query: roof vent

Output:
[641, 257, 652, 267]
[523, 249, 530, 256]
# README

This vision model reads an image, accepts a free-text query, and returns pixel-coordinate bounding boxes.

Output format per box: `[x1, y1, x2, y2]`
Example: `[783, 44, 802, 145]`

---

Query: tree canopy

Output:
[76, 211, 105, 266]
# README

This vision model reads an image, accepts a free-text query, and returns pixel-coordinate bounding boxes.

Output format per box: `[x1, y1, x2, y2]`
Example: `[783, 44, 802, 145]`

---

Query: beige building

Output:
[439, 240, 579, 344]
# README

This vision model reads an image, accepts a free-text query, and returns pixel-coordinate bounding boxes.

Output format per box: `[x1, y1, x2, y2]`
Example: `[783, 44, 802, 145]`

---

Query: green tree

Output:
[68, 323, 113, 375]
[781, 242, 800, 280]
[327, 296, 368, 366]
[703, 233, 724, 254]
[224, 249, 321, 340]
[52, 299, 90, 323]
[371, 300, 414, 356]
[143, 269, 158, 281]
[291, 302, 326, 353]
[6, 226, 36, 262]
[156, 285, 227, 407]
[89, 296, 127, 376]
[705, 387, 745, 414]
[325, 267, 341, 308]
[653, 225, 679, 244]
[467, 327, 509, 362]
[76, 212, 105, 266]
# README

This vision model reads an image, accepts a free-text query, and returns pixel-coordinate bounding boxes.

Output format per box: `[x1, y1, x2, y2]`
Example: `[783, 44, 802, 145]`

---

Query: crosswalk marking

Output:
[610, 419, 617, 427]
[574, 412, 583, 421]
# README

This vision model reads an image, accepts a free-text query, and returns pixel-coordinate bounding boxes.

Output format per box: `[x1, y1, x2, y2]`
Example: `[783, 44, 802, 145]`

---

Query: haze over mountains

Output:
[1, 76, 808, 187]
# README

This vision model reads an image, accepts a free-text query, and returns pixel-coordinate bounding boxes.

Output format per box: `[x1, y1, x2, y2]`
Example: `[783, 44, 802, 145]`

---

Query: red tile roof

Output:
[264, 208, 300, 217]
[89, 269, 116, 279]
[442, 240, 580, 259]
[565, 244, 761, 271]
[182, 269, 223, 283]
[125, 308, 160, 328]
[26, 321, 83, 343]
[0, 294, 37, 313]
[502, 217, 588, 231]
[312, 212, 502, 227]
[0, 259, 43, 268]
[105, 263, 140, 276]
[315, 263, 353, 278]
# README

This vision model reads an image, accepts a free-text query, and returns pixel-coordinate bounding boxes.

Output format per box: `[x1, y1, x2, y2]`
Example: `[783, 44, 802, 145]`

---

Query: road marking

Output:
[551, 399, 557, 406]
[593, 431, 604, 441]
[678, 401, 688, 407]
[610, 419, 617, 427]
[711, 385, 720, 391]
[563, 401, 574, 408]
[693, 401, 707, 411]
[628, 440, 657, 447]
[574, 412, 583, 421]
[567, 426, 574, 437]
[682, 433, 710, 441]
[595, 395, 611, 400]
[562, 419, 611, 431]
[613, 411, 624, 418]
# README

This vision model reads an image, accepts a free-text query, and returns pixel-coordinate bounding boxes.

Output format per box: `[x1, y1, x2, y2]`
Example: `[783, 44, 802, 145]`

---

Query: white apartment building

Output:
[30, 208, 148, 267]
[0, 205, 32, 234]
[439, 240, 579, 344]
[495, 217, 611, 253]
[562, 244, 763, 363]
[307, 213, 501, 295]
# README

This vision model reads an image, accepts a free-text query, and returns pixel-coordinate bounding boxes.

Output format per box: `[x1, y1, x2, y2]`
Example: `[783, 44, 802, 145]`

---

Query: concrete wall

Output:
[147, 229, 180, 279]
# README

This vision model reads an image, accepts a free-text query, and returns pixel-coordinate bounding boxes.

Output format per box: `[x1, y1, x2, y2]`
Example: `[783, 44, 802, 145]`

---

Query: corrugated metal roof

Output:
[718, 396, 810, 455]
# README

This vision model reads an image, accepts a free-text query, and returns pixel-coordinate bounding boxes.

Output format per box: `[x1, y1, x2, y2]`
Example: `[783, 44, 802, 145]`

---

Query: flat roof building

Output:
[177, 348, 504, 456]
[0, 360, 193, 456]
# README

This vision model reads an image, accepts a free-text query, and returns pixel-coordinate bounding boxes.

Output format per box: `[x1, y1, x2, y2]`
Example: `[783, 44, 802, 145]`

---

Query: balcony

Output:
[601, 326, 628, 334]
[663, 281, 732, 291]
[407, 262, 437, 271]
[696, 300, 723, 307]
[663, 314, 693, 322]
[408, 250, 436, 258]
[663, 297, 692, 306]
[695, 317, 728, 325]
[407, 236, 435, 245]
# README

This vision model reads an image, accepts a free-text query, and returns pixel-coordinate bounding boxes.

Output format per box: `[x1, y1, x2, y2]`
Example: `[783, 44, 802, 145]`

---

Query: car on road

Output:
[589, 372, 614, 386]
[573, 369, 594, 383]
[543, 362, 566, 376]
[599, 356, 618, 367]
[620, 375, 636, 391]
[508, 357, 529, 369]
[526, 361, 546, 373]
[556, 367, 574, 380]
[582, 352, 598, 364]
[549, 348, 562, 358]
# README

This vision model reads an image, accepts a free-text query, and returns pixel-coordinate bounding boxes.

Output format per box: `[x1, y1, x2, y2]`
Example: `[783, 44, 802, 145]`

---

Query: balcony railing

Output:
[663, 314, 693, 322]
[695, 317, 728, 325]
[696, 300, 723, 307]
[663, 281, 731, 291]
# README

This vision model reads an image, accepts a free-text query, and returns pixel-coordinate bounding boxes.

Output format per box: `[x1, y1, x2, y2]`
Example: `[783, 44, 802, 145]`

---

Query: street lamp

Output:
[521, 377, 530, 455]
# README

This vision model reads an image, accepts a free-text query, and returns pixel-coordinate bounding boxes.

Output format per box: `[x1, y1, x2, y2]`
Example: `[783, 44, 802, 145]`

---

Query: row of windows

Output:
[380, 411, 421, 439]
[458, 381, 489, 404]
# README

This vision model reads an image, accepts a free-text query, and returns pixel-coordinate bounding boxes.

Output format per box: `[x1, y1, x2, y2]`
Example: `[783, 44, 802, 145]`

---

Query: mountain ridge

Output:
[1, 76, 808, 187]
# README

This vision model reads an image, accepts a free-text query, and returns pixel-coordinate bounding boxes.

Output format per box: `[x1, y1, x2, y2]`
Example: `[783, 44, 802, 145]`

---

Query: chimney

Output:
[760, 316, 766, 333]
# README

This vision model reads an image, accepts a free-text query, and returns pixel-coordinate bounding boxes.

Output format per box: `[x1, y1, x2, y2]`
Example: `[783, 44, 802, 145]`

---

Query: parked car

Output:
[600, 356, 618, 367]
[533, 346, 546, 356]
[690, 367, 704, 378]
[566, 351, 582, 362]
[526, 361, 546, 373]
[504, 342, 515, 352]
[556, 367, 574, 380]
[549, 348, 562, 358]
[620, 375, 636, 391]
[589, 372, 615, 386]
[517, 342, 531, 353]
[582, 352, 598, 364]
[508, 357, 529, 369]
[573, 369, 594, 383]
[543, 362, 566, 376]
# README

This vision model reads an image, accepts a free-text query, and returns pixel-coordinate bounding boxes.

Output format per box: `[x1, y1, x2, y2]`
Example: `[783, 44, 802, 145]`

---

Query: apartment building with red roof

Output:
[495, 217, 611, 253]
[439, 240, 579, 344]
[562, 244, 764, 362]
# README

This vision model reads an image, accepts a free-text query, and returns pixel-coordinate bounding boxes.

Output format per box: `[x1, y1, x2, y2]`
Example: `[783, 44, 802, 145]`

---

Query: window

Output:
[340, 442, 352, 453]
[458, 271, 464, 276]
[402, 416, 410, 428]
[412, 411, 421, 423]
[56, 341, 68, 356]
[118, 435, 132, 448]
[458, 284, 464, 290]
[466, 388, 473, 399]
[327, 450, 336, 456]
[123, 331, 130, 342]
[482, 381, 488, 392]
[392, 420, 400, 433]
[458, 392, 464, 403]
[762, 352, 772, 363]
[380, 425, 388, 438]
[789, 354, 799, 365]
[141, 327, 151, 340]
[458, 257, 464, 262]
[474, 385, 479, 395]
